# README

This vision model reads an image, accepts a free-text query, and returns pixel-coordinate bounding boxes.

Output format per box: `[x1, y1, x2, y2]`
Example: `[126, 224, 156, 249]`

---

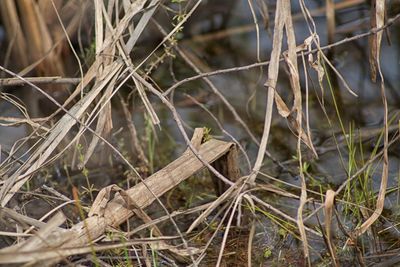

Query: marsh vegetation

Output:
[0, 0, 399, 266]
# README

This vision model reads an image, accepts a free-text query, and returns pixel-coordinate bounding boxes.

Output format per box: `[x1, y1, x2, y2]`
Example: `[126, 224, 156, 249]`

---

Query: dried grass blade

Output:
[99, 0, 147, 53]
[187, 177, 245, 233]
[19, 212, 66, 252]
[150, 242, 202, 257]
[0, 207, 48, 230]
[48, 0, 143, 115]
[94, 0, 104, 53]
[126, 0, 160, 52]
[114, 37, 160, 125]
[369, 0, 385, 82]
[349, 0, 388, 244]
[324, 189, 338, 266]
[251, 195, 322, 237]
[133, 76, 160, 125]
[1, 212, 67, 257]
[284, 0, 310, 262]
[274, 91, 291, 117]
[81, 76, 117, 166]
[94, 0, 105, 74]
[0, 62, 122, 207]
[0, 237, 179, 264]
[248, 0, 286, 184]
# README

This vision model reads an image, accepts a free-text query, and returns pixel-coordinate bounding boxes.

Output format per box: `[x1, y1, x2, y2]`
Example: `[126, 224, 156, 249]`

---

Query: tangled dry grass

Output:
[0, 0, 399, 266]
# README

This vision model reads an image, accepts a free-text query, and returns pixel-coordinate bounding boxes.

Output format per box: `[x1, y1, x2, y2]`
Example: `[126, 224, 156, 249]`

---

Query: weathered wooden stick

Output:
[0, 138, 234, 264]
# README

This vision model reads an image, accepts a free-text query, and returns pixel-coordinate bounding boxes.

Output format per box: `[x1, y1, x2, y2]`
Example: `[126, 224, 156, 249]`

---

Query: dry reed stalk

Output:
[0, 2, 233, 264]
[0, 1, 397, 265]
[248, 0, 330, 262]
[248, 0, 285, 185]
[0, 0, 29, 68]
[348, 0, 389, 243]
[326, 0, 335, 45]
[283, 1, 311, 263]
[369, 0, 385, 82]
[0, 0, 156, 207]
[80, 0, 115, 166]
[0, 62, 122, 206]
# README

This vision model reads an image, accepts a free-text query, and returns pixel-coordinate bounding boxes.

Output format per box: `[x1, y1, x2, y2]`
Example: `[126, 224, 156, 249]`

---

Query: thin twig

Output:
[0, 77, 81, 86]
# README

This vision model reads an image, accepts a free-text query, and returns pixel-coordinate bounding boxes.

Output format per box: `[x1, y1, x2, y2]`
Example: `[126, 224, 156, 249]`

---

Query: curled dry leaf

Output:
[274, 91, 291, 118]
[324, 189, 338, 267]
